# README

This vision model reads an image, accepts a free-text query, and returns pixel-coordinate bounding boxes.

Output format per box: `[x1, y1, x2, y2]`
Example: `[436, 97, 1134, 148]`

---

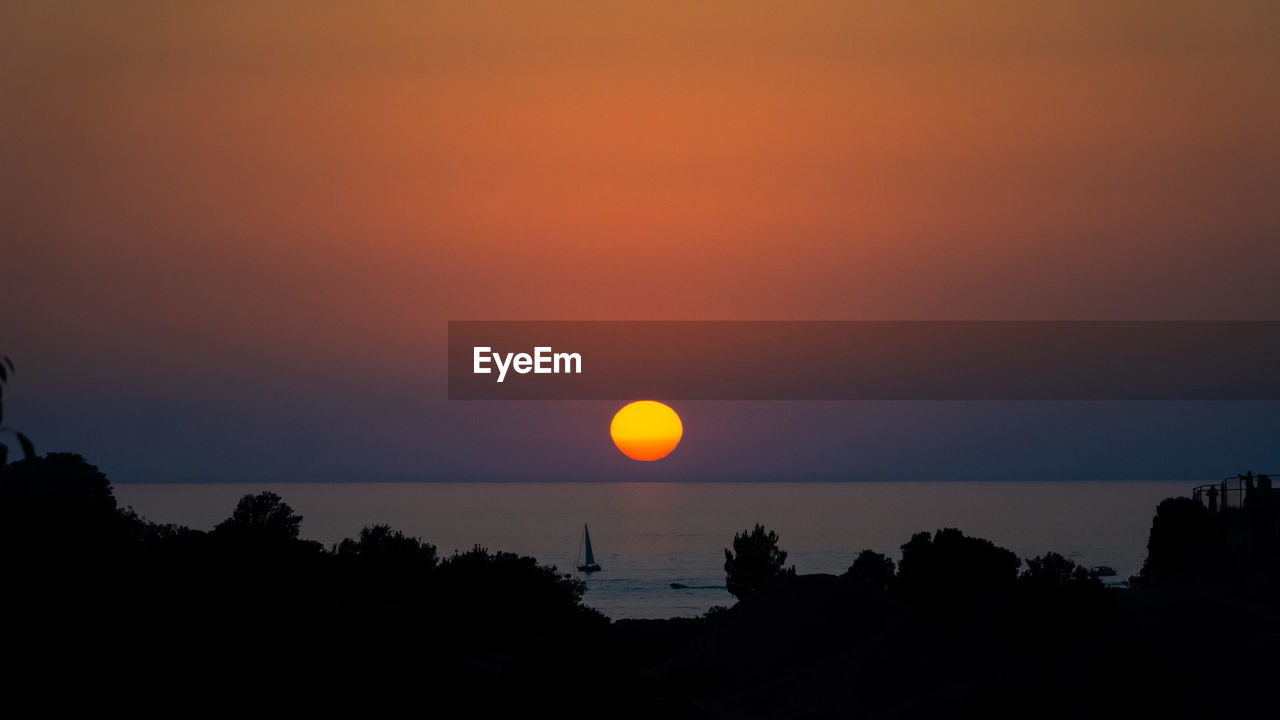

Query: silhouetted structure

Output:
[1192, 471, 1280, 515]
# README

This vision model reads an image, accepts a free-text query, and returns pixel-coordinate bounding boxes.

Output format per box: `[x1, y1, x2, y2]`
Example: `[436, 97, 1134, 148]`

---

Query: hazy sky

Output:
[3, 2, 1278, 482]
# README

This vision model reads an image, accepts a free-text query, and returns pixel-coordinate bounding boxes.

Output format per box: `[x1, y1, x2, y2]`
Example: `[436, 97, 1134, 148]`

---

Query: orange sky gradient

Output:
[3, 2, 1278, 481]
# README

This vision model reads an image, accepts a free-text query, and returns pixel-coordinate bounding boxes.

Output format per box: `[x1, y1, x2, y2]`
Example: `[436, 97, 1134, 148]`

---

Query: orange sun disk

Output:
[610, 401, 683, 461]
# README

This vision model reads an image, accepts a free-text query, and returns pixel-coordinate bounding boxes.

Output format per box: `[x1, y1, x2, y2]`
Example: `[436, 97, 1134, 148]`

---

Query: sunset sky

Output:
[3, 2, 1278, 482]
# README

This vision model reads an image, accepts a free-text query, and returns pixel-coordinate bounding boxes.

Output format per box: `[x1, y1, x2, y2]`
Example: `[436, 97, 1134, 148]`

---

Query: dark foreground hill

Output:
[2, 453, 1277, 718]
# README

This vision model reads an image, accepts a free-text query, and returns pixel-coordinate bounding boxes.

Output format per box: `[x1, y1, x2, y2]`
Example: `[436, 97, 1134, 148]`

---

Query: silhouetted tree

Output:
[846, 549, 896, 591]
[897, 528, 1019, 601]
[213, 491, 303, 546]
[335, 523, 438, 590]
[338, 523, 437, 567]
[0, 452, 116, 514]
[724, 523, 795, 600]
[1019, 552, 1102, 592]
[434, 544, 600, 638]
[0, 452, 137, 619]
[0, 452, 125, 555]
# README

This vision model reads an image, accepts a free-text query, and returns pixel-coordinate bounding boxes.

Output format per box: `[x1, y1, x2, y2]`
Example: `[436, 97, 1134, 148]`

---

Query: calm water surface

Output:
[115, 481, 1186, 619]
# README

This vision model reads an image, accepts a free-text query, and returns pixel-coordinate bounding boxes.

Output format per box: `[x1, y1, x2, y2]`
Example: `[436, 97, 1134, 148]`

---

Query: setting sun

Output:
[610, 401, 683, 461]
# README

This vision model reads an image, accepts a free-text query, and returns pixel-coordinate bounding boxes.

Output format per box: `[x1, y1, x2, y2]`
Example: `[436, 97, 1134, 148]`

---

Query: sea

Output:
[114, 481, 1187, 620]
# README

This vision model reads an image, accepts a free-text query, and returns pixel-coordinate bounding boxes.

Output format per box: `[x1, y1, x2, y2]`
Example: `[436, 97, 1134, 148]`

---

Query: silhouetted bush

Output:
[896, 528, 1019, 601]
[724, 523, 796, 600]
[335, 523, 438, 593]
[435, 545, 600, 631]
[846, 549, 896, 592]
[213, 491, 304, 545]
[1019, 552, 1102, 592]
[337, 523, 438, 570]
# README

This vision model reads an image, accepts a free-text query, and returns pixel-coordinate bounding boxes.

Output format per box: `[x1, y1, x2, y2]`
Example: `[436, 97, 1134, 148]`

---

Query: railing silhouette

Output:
[1193, 473, 1277, 513]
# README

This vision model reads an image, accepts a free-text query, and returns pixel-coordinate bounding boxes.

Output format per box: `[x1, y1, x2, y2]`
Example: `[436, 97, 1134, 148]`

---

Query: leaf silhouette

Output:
[15, 431, 34, 460]
[2, 356, 12, 372]
[0, 443, 7, 468]
[0, 363, 6, 382]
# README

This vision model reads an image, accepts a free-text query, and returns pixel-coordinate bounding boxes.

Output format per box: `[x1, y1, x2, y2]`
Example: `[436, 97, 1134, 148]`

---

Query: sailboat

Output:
[576, 523, 601, 573]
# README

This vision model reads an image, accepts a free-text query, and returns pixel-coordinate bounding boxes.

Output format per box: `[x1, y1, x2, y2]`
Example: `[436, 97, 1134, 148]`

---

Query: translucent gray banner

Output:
[448, 321, 1280, 401]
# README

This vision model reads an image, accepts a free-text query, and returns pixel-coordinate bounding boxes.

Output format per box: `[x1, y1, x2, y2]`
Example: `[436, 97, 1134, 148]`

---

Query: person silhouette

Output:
[1207, 485, 1219, 514]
